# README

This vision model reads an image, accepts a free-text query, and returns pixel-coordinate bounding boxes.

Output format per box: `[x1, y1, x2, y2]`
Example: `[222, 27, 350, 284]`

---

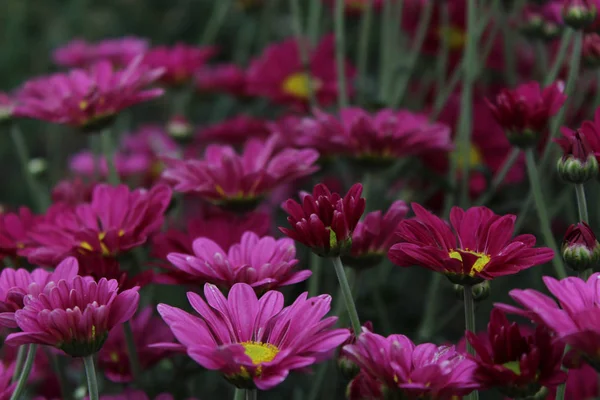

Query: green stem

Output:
[289, 0, 318, 108]
[435, 2, 451, 91]
[9, 124, 49, 212]
[199, 0, 232, 45]
[416, 274, 443, 341]
[463, 285, 479, 400]
[378, 0, 393, 103]
[334, 0, 348, 109]
[123, 321, 142, 383]
[525, 149, 567, 279]
[331, 257, 362, 337]
[101, 128, 119, 185]
[245, 389, 258, 400]
[234, 388, 245, 400]
[46, 348, 71, 400]
[9, 344, 37, 400]
[555, 383, 566, 400]
[308, 252, 322, 297]
[256, 0, 277, 49]
[356, 0, 375, 105]
[474, 148, 520, 206]
[575, 184, 589, 223]
[544, 30, 574, 86]
[307, 0, 323, 45]
[10, 346, 26, 383]
[83, 355, 99, 400]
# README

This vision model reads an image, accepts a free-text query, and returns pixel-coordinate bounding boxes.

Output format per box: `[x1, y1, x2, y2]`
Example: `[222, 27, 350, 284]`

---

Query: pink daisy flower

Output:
[25, 184, 172, 266]
[198, 115, 271, 146]
[195, 64, 248, 97]
[162, 136, 319, 211]
[98, 306, 175, 383]
[167, 231, 310, 293]
[51, 178, 97, 206]
[5, 275, 140, 357]
[0, 207, 42, 263]
[53, 37, 149, 68]
[0, 257, 80, 328]
[246, 34, 356, 108]
[154, 283, 350, 390]
[342, 330, 480, 398]
[495, 273, 600, 371]
[143, 43, 217, 86]
[15, 58, 165, 133]
[388, 203, 555, 285]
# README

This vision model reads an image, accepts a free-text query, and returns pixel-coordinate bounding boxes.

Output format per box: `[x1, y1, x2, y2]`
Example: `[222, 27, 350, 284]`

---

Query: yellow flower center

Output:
[79, 230, 125, 256]
[281, 73, 319, 99]
[438, 25, 467, 51]
[502, 361, 521, 375]
[347, 0, 367, 10]
[241, 341, 280, 365]
[454, 144, 483, 170]
[110, 352, 120, 362]
[449, 249, 491, 276]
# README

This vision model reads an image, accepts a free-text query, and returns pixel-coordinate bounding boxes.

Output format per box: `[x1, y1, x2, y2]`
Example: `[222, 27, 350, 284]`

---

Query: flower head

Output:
[343, 201, 409, 269]
[466, 309, 567, 397]
[154, 283, 350, 390]
[521, 2, 565, 39]
[199, 115, 271, 146]
[0, 207, 41, 263]
[568, 107, 600, 163]
[162, 136, 319, 212]
[53, 37, 149, 68]
[486, 81, 567, 148]
[51, 178, 97, 206]
[98, 306, 175, 382]
[389, 203, 555, 285]
[562, 222, 600, 271]
[195, 64, 248, 97]
[15, 58, 164, 133]
[495, 273, 600, 371]
[5, 275, 139, 357]
[142, 43, 216, 86]
[0, 92, 15, 124]
[25, 184, 172, 266]
[246, 34, 355, 108]
[297, 108, 453, 167]
[556, 128, 599, 182]
[562, 0, 597, 29]
[583, 33, 600, 67]
[342, 330, 480, 398]
[167, 231, 310, 292]
[280, 183, 365, 257]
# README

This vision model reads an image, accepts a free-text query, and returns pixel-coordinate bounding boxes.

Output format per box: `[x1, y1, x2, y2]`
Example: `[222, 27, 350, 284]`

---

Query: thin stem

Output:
[289, 0, 317, 108]
[525, 149, 567, 279]
[101, 128, 119, 185]
[544, 29, 574, 86]
[556, 383, 566, 400]
[199, 0, 232, 45]
[463, 286, 479, 400]
[416, 274, 443, 341]
[10, 344, 38, 400]
[334, 0, 348, 109]
[256, 0, 277, 49]
[234, 388, 245, 400]
[474, 148, 521, 206]
[331, 257, 362, 337]
[9, 124, 49, 212]
[378, 0, 393, 103]
[307, 0, 323, 45]
[308, 252, 322, 297]
[245, 389, 258, 400]
[356, 0, 375, 105]
[457, 0, 477, 208]
[45, 348, 71, 400]
[123, 321, 142, 383]
[11, 346, 26, 383]
[435, 2, 451, 91]
[83, 355, 99, 400]
[575, 184, 589, 223]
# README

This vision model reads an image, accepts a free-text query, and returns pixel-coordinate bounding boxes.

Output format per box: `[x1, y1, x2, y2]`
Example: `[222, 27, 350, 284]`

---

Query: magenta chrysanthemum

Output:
[142, 43, 216, 86]
[297, 108, 453, 165]
[98, 306, 175, 382]
[14, 58, 165, 132]
[167, 231, 311, 292]
[5, 275, 140, 357]
[388, 203, 555, 285]
[162, 136, 319, 211]
[495, 273, 600, 372]
[246, 34, 356, 108]
[280, 183, 365, 257]
[195, 64, 248, 97]
[154, 283, 350, 390]
[198, 115, 271, 146]
[25, 184, 172, 266]
[0, 257, 80, 328]
[53, 37, 149, 68]
[0, 207, 41, 262]
[342, 330, 480, 399]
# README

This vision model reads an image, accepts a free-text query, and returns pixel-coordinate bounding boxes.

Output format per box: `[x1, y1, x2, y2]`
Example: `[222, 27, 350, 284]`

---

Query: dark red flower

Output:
[0, 207, 41, 263]
[562, 222, 600, 271]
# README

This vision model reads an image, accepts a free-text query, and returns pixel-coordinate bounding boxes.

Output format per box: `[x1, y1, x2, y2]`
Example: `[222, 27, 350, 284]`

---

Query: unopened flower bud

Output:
[454, 281, 491, 303]
[562, 0, 597, 29]
[562, 222, 600, 271]
[555, 128, 599, 183]
[27, 158, 47, 178]
[583, 33, 600, 68]
[338, 322, 373, 380]
[166, 114, 193, 143]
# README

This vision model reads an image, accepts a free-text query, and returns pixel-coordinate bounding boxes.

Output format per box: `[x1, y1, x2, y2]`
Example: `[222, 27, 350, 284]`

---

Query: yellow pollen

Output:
[79, 100, 89, 111]
[215, 184, 226, 196]
[241, 341, 280, 365]
[80, 241, 93, 252]
[281, 73, 318, 99]
[449, 249, 491, 276]
[454, 144, 483, 170]
[118, 229, 125, 237]
[438, 25, 467, 51]
[110, 352, 119, 362]
[502, 361, 522, 375]
[98, 232, 106, 241]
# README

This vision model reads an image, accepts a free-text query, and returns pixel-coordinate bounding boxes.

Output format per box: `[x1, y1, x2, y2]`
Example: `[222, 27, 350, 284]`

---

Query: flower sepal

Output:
[60, 331, 109, 358]
[557, 154, 599, 183]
